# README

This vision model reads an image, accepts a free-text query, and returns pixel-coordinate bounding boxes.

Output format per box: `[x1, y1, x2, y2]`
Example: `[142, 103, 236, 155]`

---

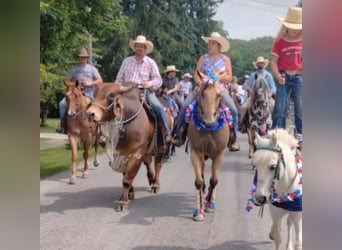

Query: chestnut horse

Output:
[187, 72, 230, 221]
[86, 83, 172, 212]
[64, 79, 100, 184]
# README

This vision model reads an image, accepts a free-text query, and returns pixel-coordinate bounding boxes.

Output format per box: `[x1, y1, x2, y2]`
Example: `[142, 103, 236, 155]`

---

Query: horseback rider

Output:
[114, 35, 172, 143]
[239, 56, 276, 129]
[171, 32, 240, 151]
[56, 48, 103, 134]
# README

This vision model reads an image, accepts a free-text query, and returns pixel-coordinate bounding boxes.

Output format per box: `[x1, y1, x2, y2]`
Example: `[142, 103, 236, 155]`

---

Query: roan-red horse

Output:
[86, 83, 172, 211]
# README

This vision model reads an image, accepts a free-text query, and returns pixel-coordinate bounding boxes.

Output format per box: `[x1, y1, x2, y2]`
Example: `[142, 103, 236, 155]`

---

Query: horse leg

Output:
[205, 153, 224, 213]
[293, 212, 302, 250]
[144, 156, 155, 186]
[191, 151, 205, 221]
[247, 129, 254, 159]
[81, 139, 91, 178]
[269, 206, 286, 250]
[116, 160, 142, 212]
[151, 152, 165, 193]
[286, 213, 294, 250]
[69, 135, 78, 184]
[93, 134, 100, 167]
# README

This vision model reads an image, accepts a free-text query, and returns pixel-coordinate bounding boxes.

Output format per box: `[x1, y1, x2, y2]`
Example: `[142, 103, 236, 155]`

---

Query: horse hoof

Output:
[93, 161, 100, 167]
[81, 172, 88, 178]
[269, 232, 274, 241]
[193, 209, 205, 221]
[69, 176, 76, 185]
[115, 202, 128, 212]
[151, 185, 160, 194]
[204, 202, 216, 213]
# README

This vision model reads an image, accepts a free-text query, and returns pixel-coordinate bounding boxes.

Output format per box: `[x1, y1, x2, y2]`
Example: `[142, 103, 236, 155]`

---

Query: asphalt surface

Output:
[40, 133, 68, 150]
[40, 133, 289, 250]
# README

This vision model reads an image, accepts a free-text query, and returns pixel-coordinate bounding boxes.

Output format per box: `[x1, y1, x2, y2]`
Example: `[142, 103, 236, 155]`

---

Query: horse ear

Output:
[120, 85, 134, 93]
[271, 133, 277, 147]
[64, 79, 70, 87]
[75, 80, 80, 88]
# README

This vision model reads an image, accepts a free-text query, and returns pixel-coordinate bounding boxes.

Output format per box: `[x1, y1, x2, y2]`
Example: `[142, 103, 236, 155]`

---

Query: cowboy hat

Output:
[77, 48, 89, 57]
[201, 32, 230, 53]
[277, 7, 302, 30]
[129, 35, 154, 54]
[252, 56, 269, 69]
[182, 72, 193, 79]
[164, 65, 179, 73]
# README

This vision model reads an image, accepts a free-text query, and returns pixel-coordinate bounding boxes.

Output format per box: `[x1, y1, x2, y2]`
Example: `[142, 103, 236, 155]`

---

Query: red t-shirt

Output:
[272, 38, 302, 72]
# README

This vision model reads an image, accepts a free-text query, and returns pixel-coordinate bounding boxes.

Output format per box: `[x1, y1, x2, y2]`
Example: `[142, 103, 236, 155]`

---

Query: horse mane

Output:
[250, 77, 268, 101]
[267, 128, 298, 149]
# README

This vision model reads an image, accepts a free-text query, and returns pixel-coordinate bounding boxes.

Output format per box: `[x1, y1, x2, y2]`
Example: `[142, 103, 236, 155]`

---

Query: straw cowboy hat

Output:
[277, 7, 302, 30]
[129, 35, 154, 54]
[252, 56, 269, 69]
[182, 72, 193, 79]
[164, 65, 179, 74]
[201, 32, 230, 53]
[77, 48, 89, 57]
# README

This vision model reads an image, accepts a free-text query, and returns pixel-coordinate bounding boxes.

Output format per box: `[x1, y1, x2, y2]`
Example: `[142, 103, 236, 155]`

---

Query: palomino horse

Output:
[86, 83, 172, 212]
[251, 128, 302, 250]
[64, 79, 100, 184]
[245, 77, 273, 159]
[187, 72, 230, 221]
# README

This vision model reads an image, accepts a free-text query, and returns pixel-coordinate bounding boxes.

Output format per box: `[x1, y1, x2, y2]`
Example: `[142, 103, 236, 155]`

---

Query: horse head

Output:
[251, 77, 268, 103]
[86, 83, 135, 123]
[252, 129, 299, 205]
[64, 79, 89, 118]
[196, 71, 222, 127]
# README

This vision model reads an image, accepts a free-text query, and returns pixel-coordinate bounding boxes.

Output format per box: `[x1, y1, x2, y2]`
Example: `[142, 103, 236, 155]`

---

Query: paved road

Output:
[40, 134, 286, 250]
[40, 133, 68, 150]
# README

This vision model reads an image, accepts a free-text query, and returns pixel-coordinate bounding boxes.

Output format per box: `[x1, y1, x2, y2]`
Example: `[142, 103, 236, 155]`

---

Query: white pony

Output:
[252, 128, 302, 250]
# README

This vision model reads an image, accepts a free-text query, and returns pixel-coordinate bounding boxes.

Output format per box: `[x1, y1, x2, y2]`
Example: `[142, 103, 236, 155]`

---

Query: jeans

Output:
[174, 88, 239, 137]
[59, 97, 67, 119]
[147, 90, 172, 135]
[221, 90, 239, 136]
[272, 73, 302, 134]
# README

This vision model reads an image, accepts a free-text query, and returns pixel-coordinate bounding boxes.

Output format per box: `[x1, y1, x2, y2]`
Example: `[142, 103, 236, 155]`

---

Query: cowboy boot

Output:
[171, 123, 188, 147]
[229, 127, 240, 152]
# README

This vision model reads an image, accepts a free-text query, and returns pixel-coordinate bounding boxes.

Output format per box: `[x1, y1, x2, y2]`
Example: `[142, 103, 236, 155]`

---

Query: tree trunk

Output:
[40, 102, 49, 126]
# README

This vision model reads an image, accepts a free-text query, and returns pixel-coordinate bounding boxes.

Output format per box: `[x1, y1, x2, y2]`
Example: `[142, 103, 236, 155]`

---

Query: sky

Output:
[214, 0, 299, 40]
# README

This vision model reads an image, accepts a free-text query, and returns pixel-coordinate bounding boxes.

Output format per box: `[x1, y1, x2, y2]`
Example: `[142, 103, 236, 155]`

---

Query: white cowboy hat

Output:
[77, 48, 89, 57]
[252, 56, 269, 69]
[201, 32, 230, 53]
[182, 72, 193, 79]
[277, 7, 302, 30]
[164, 65, 179, 73]
[129, 35, 154, 54]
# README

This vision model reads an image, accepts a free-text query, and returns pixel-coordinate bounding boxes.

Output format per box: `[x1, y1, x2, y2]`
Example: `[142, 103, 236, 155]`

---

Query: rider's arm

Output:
[115, 58, 128, 84]
[194, 55, 205, 87]
[145, 58, 162, 90]
[219, 56, 233, 84]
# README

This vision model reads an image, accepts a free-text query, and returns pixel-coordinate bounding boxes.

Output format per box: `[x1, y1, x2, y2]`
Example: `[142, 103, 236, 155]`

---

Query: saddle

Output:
[138, 88, 170, 147]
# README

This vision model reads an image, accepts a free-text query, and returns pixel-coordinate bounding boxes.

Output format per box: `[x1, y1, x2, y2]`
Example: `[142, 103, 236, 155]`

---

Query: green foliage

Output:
[41, 0, 276, 116]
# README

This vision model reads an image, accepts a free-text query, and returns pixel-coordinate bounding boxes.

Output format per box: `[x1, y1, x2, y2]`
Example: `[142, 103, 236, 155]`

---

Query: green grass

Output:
[40, 118, 59, 133]
[40, 143, 105, 179]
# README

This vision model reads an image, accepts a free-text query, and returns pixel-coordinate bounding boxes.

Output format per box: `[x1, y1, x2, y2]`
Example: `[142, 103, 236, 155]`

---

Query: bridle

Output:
[66, 89, 90, 118]
[91, 88, 147, 126]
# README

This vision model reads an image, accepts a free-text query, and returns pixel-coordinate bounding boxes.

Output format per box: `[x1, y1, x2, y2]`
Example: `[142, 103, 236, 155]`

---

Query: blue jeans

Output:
[174, 88, 239, 136]
[147, 90, 171, 135]
[59, 97, 67, 119]
[272, 74, 302, 134]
